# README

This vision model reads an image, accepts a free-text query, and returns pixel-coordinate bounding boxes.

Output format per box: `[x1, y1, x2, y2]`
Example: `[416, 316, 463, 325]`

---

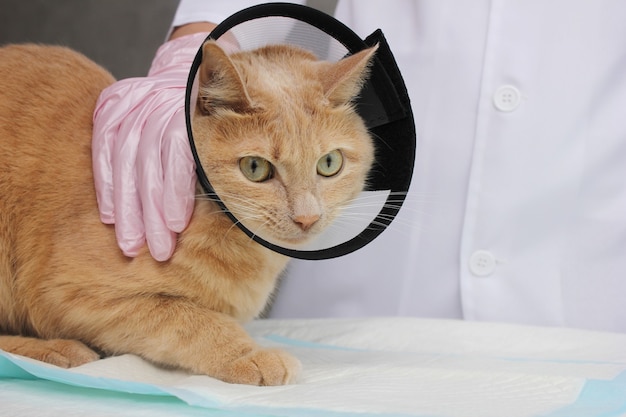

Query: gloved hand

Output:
[92, 32, 210, 261]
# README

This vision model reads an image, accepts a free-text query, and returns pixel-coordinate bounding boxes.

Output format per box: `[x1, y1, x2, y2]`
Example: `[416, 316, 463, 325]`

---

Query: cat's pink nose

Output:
[293, 214, 320, 231]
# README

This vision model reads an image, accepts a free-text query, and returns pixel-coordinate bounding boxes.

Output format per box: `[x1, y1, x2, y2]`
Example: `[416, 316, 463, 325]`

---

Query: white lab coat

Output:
[172, 0, 626, 333]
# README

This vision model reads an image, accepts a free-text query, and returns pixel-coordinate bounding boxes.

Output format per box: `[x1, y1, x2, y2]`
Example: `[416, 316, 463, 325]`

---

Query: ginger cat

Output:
[0, 40, 375, 385]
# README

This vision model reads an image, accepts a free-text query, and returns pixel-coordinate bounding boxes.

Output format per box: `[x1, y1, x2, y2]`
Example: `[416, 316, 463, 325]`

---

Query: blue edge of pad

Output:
[1, 335, 626, 417]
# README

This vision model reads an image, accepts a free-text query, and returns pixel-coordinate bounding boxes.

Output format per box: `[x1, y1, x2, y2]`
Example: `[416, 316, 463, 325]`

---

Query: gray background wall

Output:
[0, 0, 180, 79]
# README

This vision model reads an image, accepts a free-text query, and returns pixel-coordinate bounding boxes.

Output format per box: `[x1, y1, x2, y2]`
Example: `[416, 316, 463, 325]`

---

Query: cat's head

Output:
[191, 40, 376, 247]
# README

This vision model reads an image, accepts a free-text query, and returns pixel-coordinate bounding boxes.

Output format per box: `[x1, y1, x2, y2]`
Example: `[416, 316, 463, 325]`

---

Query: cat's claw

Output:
[219, 348, 301, 386]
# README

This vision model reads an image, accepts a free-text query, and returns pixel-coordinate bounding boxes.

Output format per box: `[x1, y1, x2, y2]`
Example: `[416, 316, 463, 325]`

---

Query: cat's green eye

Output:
[239, 156, 273, 182]
[317, 150, 344, 177]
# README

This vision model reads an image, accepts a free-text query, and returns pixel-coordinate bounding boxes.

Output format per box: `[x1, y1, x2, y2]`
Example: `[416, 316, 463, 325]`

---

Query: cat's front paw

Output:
[219, 348, 301, 386]
[4, 337, 100, 368]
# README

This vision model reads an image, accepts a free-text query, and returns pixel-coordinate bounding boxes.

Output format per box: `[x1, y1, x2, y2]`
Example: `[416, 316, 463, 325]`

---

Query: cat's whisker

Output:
[195, 195, 265, 213]
[338, 191, 447, 222]
[194, 193, 288, 245]
[248, 219, 275, 243]
[325, 216, 419, 241]
[219, 206, 270, 237]
[218, 212, 266, 243]
[368, 131, 392, 151]
[193, 195, 267, 242]
[343, 196, 438, 207]
[331, 215, 415, 232]
[200, 194, 267, 218]
[331, 201, 448, 238]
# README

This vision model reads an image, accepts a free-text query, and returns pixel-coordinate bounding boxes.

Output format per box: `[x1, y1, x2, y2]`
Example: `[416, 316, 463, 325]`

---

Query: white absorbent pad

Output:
[1, 318, 626, 417]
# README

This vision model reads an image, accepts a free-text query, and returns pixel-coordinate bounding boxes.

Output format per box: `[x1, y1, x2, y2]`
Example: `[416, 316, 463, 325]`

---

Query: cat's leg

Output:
[89, 301, 300, 385]
[0, 335, 99, 367]
[144, 311, 301, 386]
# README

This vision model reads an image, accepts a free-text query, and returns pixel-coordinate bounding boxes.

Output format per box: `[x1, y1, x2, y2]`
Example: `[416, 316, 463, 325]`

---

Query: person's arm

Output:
[92, 27, 214, 261]
[170, 22, 217, 40]
[91, 1, 262, 261]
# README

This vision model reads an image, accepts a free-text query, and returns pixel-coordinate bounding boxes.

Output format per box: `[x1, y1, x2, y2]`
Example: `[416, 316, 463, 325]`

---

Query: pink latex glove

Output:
[92, 33, 210, 261]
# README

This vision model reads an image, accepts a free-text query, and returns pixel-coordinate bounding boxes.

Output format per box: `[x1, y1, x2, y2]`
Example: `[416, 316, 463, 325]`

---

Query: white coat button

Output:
[469, 250, 497, 277]
[493, 85, 522, 112]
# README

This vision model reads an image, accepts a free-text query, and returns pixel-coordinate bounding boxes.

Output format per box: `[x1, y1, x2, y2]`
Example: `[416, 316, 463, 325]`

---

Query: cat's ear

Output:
[198, 40, 252, 114]
[321, 45, 378, 107]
